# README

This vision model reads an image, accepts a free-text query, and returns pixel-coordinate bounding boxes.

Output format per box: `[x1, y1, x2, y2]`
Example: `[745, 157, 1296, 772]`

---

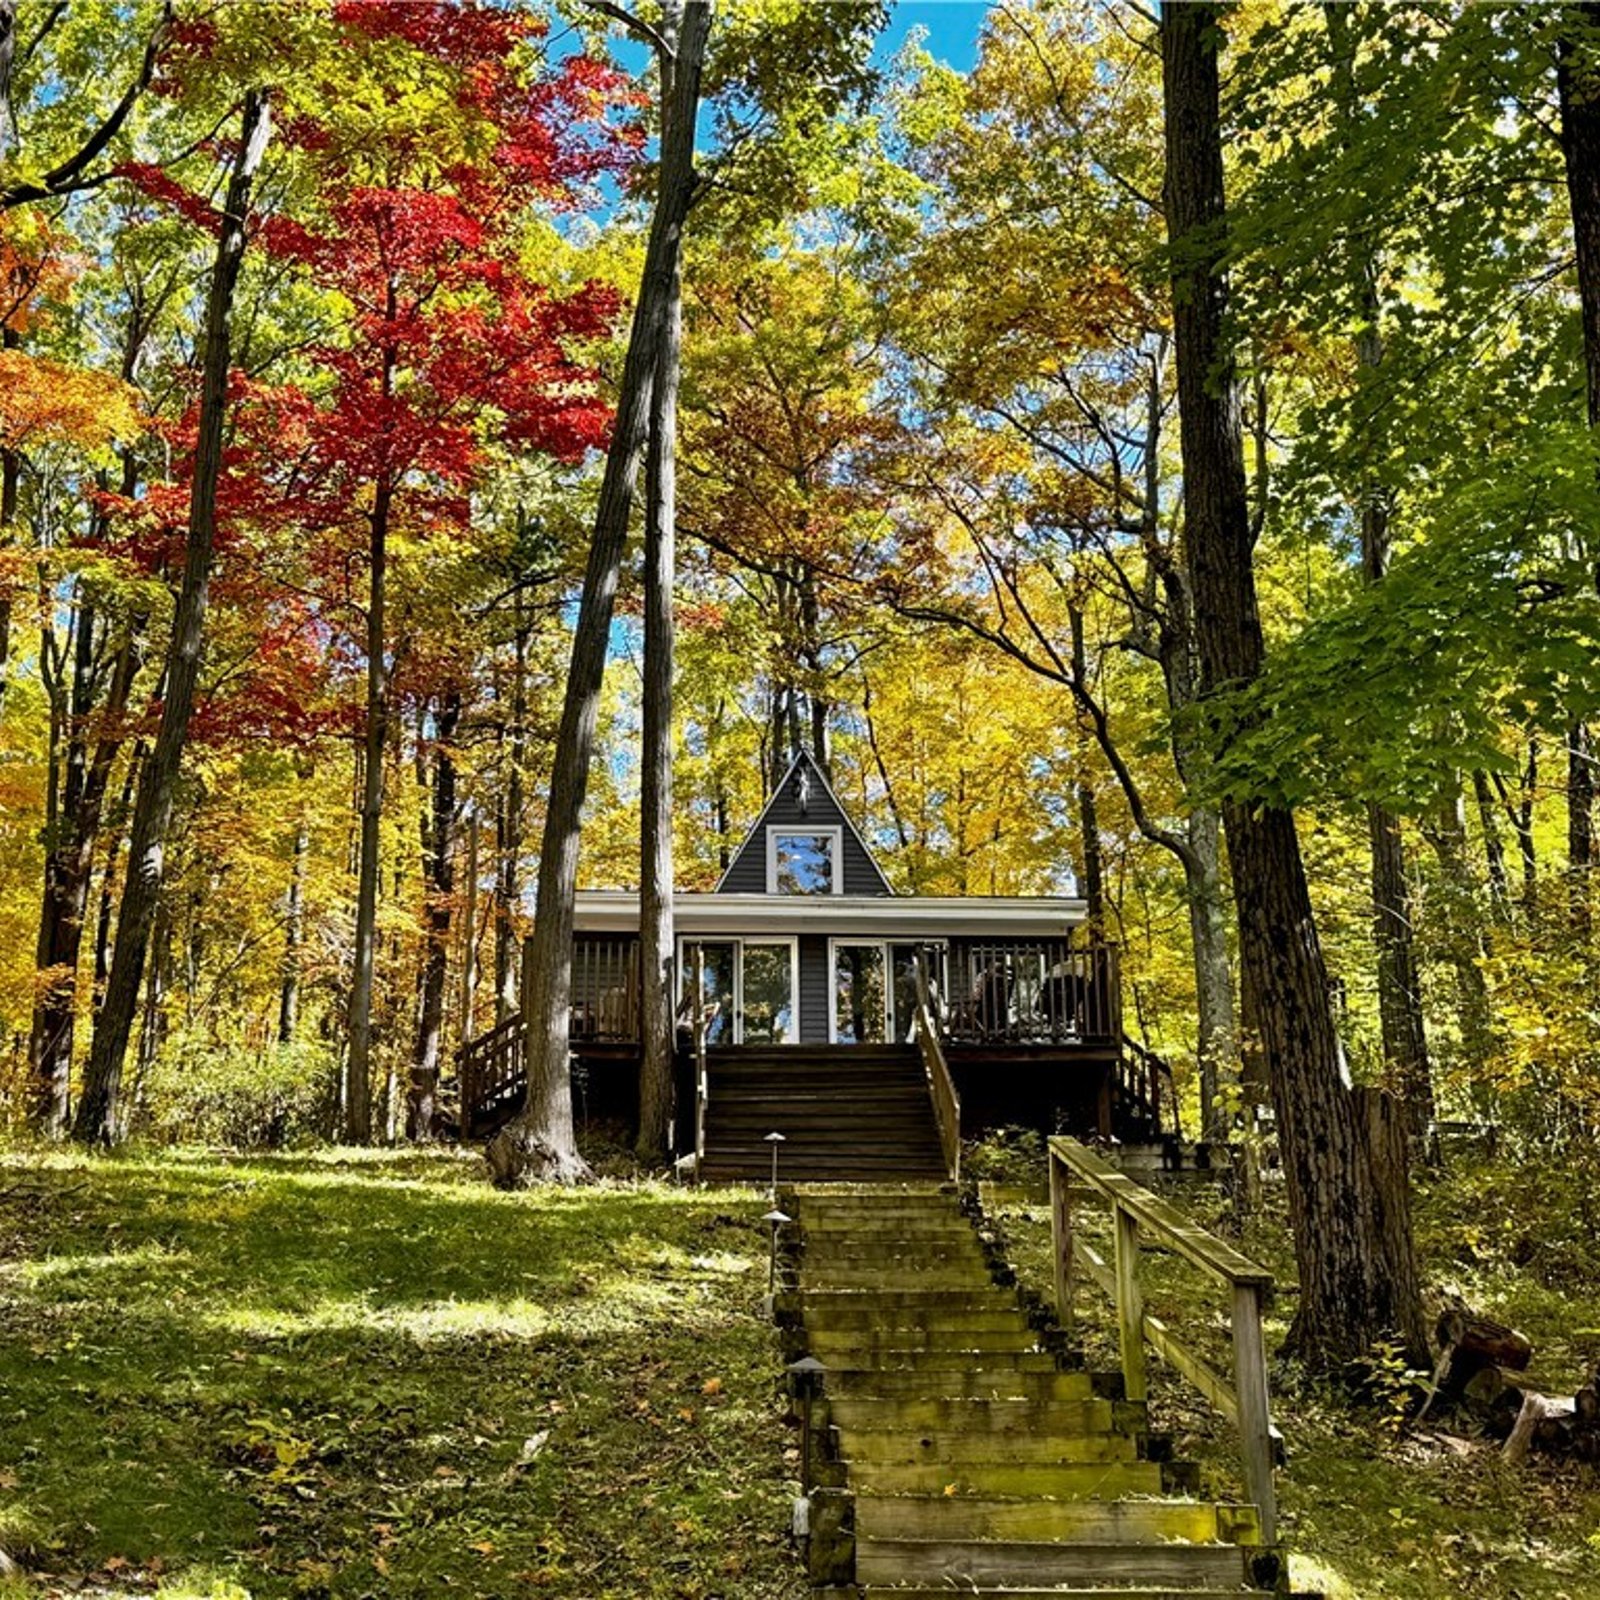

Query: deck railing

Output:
[1047, 1135, 1278, 1543]
[570, 936, 642, 1042]
[1115, 1033, 1179, 1139]
[947, 938, 1120, 1047]
[913, 947, 961, 1182]
[458, 1011, 525, 1136]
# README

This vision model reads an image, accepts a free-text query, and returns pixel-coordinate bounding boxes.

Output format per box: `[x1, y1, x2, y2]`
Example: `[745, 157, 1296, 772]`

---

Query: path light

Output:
[763, 1207, 791, 1297]
[764, 1130, 786, 1199]
[786, 1355, 826, 1496]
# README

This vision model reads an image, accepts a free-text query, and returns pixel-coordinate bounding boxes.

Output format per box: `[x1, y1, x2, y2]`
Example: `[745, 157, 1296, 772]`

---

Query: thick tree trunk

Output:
[410, 691, 460, 1140]
[487, 0, 710, 1187]
[1161, 8, 1424, 1366]
[74, 92, 271, 1146]
[637, 201, 685, 1160]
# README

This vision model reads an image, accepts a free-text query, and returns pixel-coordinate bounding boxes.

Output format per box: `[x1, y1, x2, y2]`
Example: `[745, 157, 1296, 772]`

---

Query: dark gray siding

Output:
[720, 751, 892, 896]
[799, 935, 832, 1042]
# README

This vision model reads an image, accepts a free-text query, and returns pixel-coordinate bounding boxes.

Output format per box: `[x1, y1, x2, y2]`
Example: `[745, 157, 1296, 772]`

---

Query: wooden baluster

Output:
[1113, 1201, 1147, 1403]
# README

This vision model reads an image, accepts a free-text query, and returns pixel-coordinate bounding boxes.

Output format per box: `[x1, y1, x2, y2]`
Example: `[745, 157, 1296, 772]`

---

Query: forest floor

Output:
[0, 1145, 808, 1600]
[0, 1141, 1596, 1600]
[975, 1135, 1600, 1600]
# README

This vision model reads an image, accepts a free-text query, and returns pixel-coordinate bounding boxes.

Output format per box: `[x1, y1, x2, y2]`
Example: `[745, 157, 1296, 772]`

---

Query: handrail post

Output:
[1231, 1281, 1276, 1544]
[1112, 1200, 1147, 1403]
[1048, 1147, 1074, 1331]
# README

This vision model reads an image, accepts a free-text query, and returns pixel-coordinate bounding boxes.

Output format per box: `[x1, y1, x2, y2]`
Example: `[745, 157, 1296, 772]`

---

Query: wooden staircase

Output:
[698, 1047, 948, 1185]
[787, 1185, 1288, 1596]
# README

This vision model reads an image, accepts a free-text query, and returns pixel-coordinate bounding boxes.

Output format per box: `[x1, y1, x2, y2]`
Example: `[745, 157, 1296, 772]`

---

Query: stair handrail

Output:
[690, 940, 708, 1182]
[913, 946, 961, 1183]
[1047, 1135, 1278, 1544]
[1120, 1032, 1181, 1141]
[458, 1009, 525, 1135]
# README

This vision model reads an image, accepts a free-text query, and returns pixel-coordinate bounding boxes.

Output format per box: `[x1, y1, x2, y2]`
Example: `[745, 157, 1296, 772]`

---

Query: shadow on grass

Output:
[0, 1148, 802, 1600]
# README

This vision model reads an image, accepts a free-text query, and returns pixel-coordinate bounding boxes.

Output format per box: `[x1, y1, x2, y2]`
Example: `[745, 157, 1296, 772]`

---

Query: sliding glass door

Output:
[678, 939, 797, 1045]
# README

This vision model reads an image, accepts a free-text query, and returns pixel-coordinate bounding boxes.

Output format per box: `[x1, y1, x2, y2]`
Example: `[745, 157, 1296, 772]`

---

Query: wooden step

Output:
[855, 1495, 1260, 1546]
[829, 1395, 1139, 1437]
[833, 1428, 1138, 1467]
[854, 1538, 1256, 1590]
[846, 1458, 1166, 1498]
[826, 1369, 1095, 1402]
[845, 1458, 1164, 1498]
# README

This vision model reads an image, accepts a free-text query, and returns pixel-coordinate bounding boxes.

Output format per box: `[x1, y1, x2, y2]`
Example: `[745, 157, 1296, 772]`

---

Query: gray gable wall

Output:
[718, 751, 893, 896]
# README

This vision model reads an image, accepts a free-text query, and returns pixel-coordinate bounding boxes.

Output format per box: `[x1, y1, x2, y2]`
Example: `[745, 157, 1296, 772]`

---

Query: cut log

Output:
[1504, 1391, 1571, 1464]
[1436, 1308, 1533, 1394]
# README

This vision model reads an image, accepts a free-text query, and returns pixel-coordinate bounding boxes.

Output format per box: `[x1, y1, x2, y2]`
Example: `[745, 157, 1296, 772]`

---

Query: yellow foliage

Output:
[0, 350, 141, 454]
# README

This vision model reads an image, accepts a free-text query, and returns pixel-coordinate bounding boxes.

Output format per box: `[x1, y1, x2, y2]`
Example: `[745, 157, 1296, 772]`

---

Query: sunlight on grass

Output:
[0, 1148, 804, 1599]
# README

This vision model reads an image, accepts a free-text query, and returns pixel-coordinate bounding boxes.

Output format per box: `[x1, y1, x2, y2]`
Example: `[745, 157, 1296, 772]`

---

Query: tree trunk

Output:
[1161, 7, 1425, 1366]
[1558, 4, 1600, 430]
[1472, 769, 1513, 923]
[410, 691, 460, 1140]
[1568, 721, 1593, 936]
[344, 460, 395, 1144]
[0, 324, 20, 717]
[278, 764, 311, 1045]
[74, 91, 271, 1146]
[1423, 782, 1497, 1085]
[1067, 603, 1106, 926]
[1184, 804, 1235, 1143]
[495, 602, 529, 1022]
[637, 170, 686, 1160]
[487, 0, 710, 1188]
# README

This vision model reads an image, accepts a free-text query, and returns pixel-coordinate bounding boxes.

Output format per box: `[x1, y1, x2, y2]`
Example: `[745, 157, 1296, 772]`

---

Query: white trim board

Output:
[576, 890, 1086, 938]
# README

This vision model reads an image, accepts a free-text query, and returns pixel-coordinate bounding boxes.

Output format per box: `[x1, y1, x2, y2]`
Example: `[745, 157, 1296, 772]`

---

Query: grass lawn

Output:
[0, 1147, 806, 1600]
[975, 1152, 1600, 1600]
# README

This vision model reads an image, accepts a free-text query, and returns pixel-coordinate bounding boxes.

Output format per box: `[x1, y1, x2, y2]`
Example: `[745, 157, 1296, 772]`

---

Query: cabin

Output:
[460, 750, 1175, 1180]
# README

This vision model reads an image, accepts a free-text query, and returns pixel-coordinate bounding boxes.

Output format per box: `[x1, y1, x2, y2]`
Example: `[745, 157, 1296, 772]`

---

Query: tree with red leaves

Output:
[76, 1, 635, 1145]
[248, 4, 629, 1145]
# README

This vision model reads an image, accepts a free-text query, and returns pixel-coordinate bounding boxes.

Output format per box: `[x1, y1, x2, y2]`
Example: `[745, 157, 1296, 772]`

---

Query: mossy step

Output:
[800, 1307, 1033, 1333]
[830, 1395, 1140, 1436]
[800, 1271, 995, 1290]
[855, 1495, 1261, 1547]
[854, 1537, 1256, 1589]
[798, 1288, 1017, 1309]
[835, 1428, 1139, 1466]
[827, 1369, 1094, 1402]
[861, 1588, 1264, 1598]
[806, 1331, 1043, 1356]
[810, 1348, 1053, 1372]
[847, 1460, 1165, 1499]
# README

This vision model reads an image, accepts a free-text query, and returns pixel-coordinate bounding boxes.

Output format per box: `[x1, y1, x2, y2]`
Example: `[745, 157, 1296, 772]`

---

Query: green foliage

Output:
[143, 1039, 339, 1149]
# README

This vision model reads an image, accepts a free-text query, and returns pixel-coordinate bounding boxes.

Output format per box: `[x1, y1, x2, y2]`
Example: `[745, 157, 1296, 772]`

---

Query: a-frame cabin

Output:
[461, 751, 1175, 1177]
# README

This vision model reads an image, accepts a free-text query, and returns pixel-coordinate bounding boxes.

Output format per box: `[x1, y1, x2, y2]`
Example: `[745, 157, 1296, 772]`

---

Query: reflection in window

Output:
[772, 832, 836, 895]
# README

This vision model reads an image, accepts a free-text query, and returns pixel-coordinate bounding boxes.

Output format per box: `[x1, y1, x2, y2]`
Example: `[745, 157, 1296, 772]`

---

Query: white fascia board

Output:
[573, 890, 1087, 938]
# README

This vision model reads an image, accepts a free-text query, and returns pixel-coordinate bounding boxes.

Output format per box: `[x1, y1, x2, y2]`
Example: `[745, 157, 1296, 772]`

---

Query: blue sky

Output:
[877, 2, 988, 72]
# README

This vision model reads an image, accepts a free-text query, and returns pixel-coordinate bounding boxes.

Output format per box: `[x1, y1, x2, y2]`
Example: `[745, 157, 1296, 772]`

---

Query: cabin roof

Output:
[572, 890, 1087, 938]
[715, 748, 894, 897]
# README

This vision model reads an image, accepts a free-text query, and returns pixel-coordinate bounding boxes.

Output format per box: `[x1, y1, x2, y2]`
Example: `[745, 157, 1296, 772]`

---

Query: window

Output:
[767, 828, 842, 895]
